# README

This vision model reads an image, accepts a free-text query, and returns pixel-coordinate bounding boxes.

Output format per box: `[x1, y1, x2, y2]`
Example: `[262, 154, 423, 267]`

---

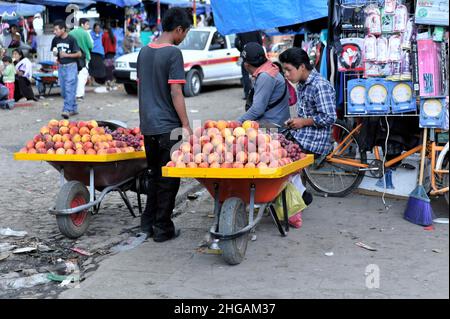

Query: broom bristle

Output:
[404, 185, 434, 226]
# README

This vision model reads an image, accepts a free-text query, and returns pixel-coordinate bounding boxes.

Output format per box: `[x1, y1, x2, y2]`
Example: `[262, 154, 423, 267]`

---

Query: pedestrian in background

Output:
[89, 23, 106, 84]
[12, 49, 36, 102]
[1, 56, 15, 100]
[102, 25, 117, 91]
[51, 20, 81, 119]
[69, 18, 93, 102]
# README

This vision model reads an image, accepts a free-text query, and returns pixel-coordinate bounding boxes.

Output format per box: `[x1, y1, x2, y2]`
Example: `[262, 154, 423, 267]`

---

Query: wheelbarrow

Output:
[162, 155, 314, 265]
[14, 121, 149, 239]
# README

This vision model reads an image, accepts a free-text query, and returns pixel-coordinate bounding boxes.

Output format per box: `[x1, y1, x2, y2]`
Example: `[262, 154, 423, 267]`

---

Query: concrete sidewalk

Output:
[59, 192, 449, 299]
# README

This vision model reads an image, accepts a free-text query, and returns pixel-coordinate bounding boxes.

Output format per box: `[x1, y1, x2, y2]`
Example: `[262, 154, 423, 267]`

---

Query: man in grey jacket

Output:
[238, 43, 290, 127]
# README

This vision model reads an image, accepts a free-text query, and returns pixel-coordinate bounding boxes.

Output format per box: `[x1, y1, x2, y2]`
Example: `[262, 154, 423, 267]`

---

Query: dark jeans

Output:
[241, 63, 251, 98]
[142, 133, 181, 239]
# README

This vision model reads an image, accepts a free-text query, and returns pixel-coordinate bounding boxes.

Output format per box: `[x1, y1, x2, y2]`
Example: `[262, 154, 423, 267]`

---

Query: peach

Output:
[221, 128, 233, 138]
[166, 161, 176, 167]
[91, 135, 101, 144]
[69, 127, 79, 135]
[194, 127, 205, 138]
[74, 142, 83, 150]
[35, 141, 45, 150]
[81, 134, 91, 143]
[87, 120, 98, 129]
[49, 127, 60, 136]
[105, 134, 113, 142]
[54, 141, 64, 149]
[206, 128, 221, 138]
[79, 127, 90, 135]
[257, 134, 271, 146]
[43, 134, 53, 143]
[242, 120, 257, 130]
[211, 136, 223, 147]
[48, 119, 59, 127]
[66, 149, 75, 155]
[40, 126, 50, 135]
[72, 134, 81, 143]
[68, 121, 78, 129]
[269, 161, 279, 168]
[189, 135, 199, 146]
[75, 149, 85, 155]
[247, 142, 257, 153]
[180, 142, 191, 154]
[194, 153, 207, 164]
[90, 128, 99, 136]
[257, 162, 268, 169]
[181, 153, 193, 163]
[64, 141, 74, 150]
[59, 126, 69, 135]
[175, 161, 186, 168]
[215, 143, 226, 154]
[216, 120, 228, 131]
[55, 148, 65, 155]
[171, 150, 183, 162]
[28, 148, 37, 154]
[246, 128, 258, 141]
[259, 152, 271, 164]
[33, 135, 43, 143]
[204, 120, 217, 129]
[235, 151, 248, 164]
[227, 121, 241, 129]
[245, 163, 256, 168]
[25, 140, 35, 149]
[192, 144, 202, 155]
[225, 136, 235, 145]
[97, 127, 105, 135]
[52, 134, 62, 142]
[107, 148, 117, 154]
[232, 163, 244, 168]
[198, 162, 209, 168]
[199, 136, 211, 146]
[83, 142, 94, 152]
[59, 119, 69, 127]
[208, 152, 221, 164]
[19, 147, 28, 153]
[202, 142, 214, 155]
[187, 162, 198, 168]
[221, 163, 233, 168]
[210, 162, 221, 168]
[270, 140, 282, 150]
[233, 127, 246, 138]
[77, 121, 87, 128]
[47, 149, 56, 155]
[37, 147, 47, 154]
[224, 152, 234, 163]
[45, 141, 54, 150]
[86, 149, 97, 155]
[97, 149, 107, 155]
[248, 152, 260, 164]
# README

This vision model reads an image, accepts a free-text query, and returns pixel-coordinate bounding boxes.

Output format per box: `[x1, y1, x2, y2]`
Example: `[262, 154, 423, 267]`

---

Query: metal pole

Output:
[193, 0, 197, 27]
[157, 0, 161, 28]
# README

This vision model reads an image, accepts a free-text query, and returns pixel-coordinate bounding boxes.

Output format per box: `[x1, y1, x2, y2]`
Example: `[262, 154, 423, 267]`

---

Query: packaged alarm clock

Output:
[366, 78, 391, 114]
[391, 82, 416, 113]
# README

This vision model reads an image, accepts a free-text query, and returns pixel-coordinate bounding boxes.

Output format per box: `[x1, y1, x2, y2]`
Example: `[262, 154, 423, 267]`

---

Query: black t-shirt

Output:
[137, 44, 186, 136]
[51, 34, 80, 65]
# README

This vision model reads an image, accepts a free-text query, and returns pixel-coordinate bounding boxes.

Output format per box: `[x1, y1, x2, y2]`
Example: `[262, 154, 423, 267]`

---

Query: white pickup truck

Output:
[113, 27, 242, 96]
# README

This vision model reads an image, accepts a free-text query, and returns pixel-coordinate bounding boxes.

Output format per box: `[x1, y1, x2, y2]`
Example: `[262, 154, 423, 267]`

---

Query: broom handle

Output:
[418, 128, 428, 186]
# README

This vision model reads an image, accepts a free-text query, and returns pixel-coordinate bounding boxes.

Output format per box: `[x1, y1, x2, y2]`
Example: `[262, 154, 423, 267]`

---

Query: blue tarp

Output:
[210, 0, 328, 35]
[96, 0, 141, 7]
[19, 0, 94, 7]
[0, 1, 44, 16]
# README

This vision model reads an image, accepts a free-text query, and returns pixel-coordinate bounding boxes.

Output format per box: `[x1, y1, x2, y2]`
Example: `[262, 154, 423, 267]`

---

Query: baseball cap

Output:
[241, 42, 267, 66]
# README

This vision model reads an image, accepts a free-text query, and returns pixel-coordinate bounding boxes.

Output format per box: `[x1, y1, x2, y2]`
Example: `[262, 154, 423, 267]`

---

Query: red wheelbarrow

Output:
[162, 155, 314, 265]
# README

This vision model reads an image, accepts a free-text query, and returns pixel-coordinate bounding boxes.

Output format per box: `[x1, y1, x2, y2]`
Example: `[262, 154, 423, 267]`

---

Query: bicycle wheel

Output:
[304, 120, 367, 197]
[435, 143, 449, 205]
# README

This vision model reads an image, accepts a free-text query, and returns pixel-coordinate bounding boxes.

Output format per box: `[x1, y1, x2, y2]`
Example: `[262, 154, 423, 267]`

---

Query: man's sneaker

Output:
[61, 112, 70, 119]
[69, 111, 79, 116]
[76, 97, 84, 102]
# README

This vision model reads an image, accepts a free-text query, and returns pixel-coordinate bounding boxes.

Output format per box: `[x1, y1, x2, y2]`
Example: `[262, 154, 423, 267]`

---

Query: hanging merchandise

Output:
[388, 35, 402, 61]
[417, 39, 442, 96]
[401, 18, 415, 50]
[391, 82, 416, 113]
[382, 9, 394, 33]
[377, 36, 389, 63]
[390, 61, 402, 81]
[393, 4, 408, 33]
[347, 79, 367, 114]
[338, 38, 365, 72]
[384, 0, 396, 15]
[364, 34, 377, 61]
[419, 97, 447, 128]
[432, 27, 445, 42]
[400, 51, 412, 81]
[365, 5, 382, 35]
[366, 78, 391, 114]
[415, 0, 449, 26]
[365, 62, 382, 77]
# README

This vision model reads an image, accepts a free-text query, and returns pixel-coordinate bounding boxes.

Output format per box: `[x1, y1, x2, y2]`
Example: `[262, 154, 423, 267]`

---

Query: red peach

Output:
[48, 119, 59, 127]
[40, 126, 50, 135]
[232, 163, 244, 168]
[204, 120, 217, 129]
[52, 134, 62, 142]
[221, 163, 233, 168]
[66, 149, 75, 155]
[180, 142, 191, 154]
[257, 162, 268, 169]
[47, 149, 56, 154]
[171, 150, 183, 162]
[63, 141, 74, 150]
[77, 121, 87, 128]
[187, 162, 198, 168]
[69, 127, 79, 135]
[245, 163, 256, 168]
[26, 140, 35, 149]
[59, 126, 69, 135]
[235, 151, 248, 164]
[54, 141, 64, 149]
[198, 162, 209, 168]
[59, 119, 69, 127]
[18, 147, 28, 153]
[86, 149, 97, 155]
[28, 148, 37, 154]
[210, 162, 221, 168]
[166, 161, 176, 167]
[202, 142, 214, 155]
[33, 135, 43, 143]
[216, 120, 228, 131]
[75, 149, 85, 155]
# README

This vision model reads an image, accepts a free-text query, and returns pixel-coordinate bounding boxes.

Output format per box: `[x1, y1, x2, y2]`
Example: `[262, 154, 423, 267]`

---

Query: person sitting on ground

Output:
[237, 42, 290, 127]
[12, 49, 37, 102]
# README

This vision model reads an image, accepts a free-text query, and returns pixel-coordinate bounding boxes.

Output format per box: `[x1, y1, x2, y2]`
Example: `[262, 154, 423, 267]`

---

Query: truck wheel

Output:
[124, 83, 137, 95]
[183, 69, 201, 97]
[55, 181, 92, 239]
[219, 197, 248, 265]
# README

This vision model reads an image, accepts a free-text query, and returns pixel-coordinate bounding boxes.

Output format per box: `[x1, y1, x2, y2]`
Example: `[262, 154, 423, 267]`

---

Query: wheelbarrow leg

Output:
[268, 204, 287, 237]
[209, 183, 221, 250]
[118, 190, 136, 218]
[135, 176, 143, 216]
[282, 189, 290, 232]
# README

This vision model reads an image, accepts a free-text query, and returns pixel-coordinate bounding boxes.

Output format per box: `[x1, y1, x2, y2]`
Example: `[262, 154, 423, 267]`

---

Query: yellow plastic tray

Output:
[162, 155, 313, 179]
[13, 151, 146, 163]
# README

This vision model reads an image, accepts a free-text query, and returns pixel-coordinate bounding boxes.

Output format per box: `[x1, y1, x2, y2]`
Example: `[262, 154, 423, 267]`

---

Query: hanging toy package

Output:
[384, 0, 397, 15]
[388, 35, 402, 62]
[365, 5, 382, 35]
[401, 17, 415, 50]
[382, 9, 394, 33]
[364, 34, 377, 61]
[393, 4, 408, 33]
[365, 62, 382, 77]
[391, 61, 402, 81]
[377, 36, 389, 64]
[400, 51, 412, 81]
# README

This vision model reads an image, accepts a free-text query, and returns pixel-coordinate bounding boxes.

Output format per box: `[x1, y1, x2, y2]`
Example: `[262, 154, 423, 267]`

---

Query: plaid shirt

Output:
[292, 70, 337, 155]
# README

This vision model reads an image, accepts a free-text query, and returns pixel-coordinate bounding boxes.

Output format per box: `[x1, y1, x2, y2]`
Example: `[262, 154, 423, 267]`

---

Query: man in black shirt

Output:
[51, 20, 81, 119]
[138, 7, 191, 243]
[235, 31, 263, 99]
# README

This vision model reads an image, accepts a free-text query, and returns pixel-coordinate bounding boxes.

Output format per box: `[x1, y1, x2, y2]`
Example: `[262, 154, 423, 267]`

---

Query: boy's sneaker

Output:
[69, 111, 79, 116]
[76, 97, 84, 102]
[61, 111, 70, 119]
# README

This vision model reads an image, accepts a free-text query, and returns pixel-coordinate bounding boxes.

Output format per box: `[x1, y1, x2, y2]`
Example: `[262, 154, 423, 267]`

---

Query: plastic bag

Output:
[274, 183, 307, 221]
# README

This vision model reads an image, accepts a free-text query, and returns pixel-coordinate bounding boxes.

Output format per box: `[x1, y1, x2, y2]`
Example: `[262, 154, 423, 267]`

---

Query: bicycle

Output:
[302, 119, 449, 204]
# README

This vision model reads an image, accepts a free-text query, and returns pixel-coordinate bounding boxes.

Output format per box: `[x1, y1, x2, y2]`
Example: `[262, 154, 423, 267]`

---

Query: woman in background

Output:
[102, 25, 117, 91]
[89, 23, 106, 84]
[12, 49, 36, 101]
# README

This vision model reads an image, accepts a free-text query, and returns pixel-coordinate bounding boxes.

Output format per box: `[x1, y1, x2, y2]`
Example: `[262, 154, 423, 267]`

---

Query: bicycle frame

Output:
[326, 123, 448, 197]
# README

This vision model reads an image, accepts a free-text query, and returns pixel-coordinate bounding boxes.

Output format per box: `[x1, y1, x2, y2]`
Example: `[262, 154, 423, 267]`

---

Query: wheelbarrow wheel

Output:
[55, 181, 92, 239]
[219, 197, 248, 265]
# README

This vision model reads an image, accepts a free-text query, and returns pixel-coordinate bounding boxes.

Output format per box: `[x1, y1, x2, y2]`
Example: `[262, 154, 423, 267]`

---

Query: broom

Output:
[404, 128, 434, 226]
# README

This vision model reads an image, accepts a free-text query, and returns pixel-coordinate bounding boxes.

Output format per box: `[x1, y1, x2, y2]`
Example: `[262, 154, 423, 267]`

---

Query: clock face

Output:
[423, 99, 443, 117]
[350, 86, 366, 104]
[392, 83, 412, 103]
[368, 84, 388, 103]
